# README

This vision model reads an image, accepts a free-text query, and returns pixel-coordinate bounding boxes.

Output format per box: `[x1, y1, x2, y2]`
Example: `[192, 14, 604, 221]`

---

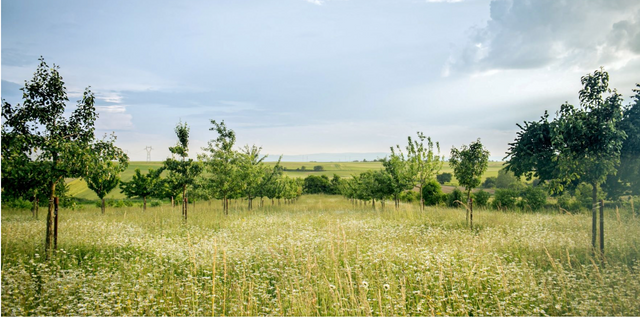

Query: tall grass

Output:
[2, 195, 639, 316]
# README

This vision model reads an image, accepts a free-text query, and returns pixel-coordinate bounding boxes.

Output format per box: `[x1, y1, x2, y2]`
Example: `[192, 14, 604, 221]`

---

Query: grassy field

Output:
[67, 161, 504, 201]
[2, 195, 639, 316]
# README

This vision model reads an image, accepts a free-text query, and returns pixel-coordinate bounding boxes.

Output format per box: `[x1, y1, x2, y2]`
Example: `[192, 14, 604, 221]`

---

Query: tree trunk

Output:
[600, 199, 604, 258]
[45, 182, 56, 259]
[466, 189, 472, 226]
[372, 198, 376, 210]
[143, 196, 147, 211]
[183, 185, 188, 221]
[420, 185, 424, 211]
[248, 197, 252, 210]
[469, 197, 474, 230]
[101, 198, 106, 214]
[171, 196, 175, 208]
[592, 182, 598, 252]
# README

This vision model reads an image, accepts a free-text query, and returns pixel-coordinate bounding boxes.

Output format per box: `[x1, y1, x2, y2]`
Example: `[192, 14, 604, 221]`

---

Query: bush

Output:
[447, 188, 464, 208]
[150, 200, 163, 207]
[436, 173, 452, 185]
[519, 186, 547, 211]
[482, 177, 497, 188]
[313, 165, 324, 171]
[473, 190, 491, 208]
[492, 189, 518, 210]
[124, 200, 134, 207]
[556, 192, 583, 212]
[422, 180, 444, 206]
[114, 200, 126, 208]
[496, 170, 519, 189]
[304, 175, 332, 194]
[5, 198, 33, 210]
[575, 183, 605, 209]
[399, 191, 419, 202]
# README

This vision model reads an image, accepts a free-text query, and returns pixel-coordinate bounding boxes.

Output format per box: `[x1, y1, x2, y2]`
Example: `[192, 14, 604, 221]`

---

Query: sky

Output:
[2, 0, 640, 162]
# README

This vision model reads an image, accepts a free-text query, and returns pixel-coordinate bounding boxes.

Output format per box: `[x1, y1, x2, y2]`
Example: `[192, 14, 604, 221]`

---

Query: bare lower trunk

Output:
[467, 189, 472, 226]
[45, 182, 56, 259]
[599, 199, 604, 258]
[469, 197, 474, 230]
[420, 185, 424, 211]
[101, 198, 106, 214]
[143, 196, 147, 211]
[183, 185, 188, 221]
[592, 183, 598, 252]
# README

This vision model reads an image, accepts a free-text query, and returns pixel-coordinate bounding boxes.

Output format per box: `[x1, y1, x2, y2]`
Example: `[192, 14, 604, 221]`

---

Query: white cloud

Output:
[305, 0, 324, 5]
[446, 0, 640, 75]
[95, 105, 134, 131]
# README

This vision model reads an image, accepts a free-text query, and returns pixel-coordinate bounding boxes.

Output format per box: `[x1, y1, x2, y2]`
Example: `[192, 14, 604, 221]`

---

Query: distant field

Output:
[67, 161, 505, 201]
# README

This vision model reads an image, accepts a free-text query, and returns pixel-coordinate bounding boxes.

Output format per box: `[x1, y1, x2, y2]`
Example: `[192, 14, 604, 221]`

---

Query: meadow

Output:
[2, 195, 639, 316]
[67, 161, 504, 200]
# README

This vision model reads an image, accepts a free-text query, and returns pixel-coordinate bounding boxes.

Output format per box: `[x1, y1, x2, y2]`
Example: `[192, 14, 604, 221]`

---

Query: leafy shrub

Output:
[436, 173, 452, 185]
[575, 183, 605, 209]
[473, 190, 491, 208]
[492, 189, 518, 210]
[5, 198, 33, 210]
[150, 200, 163, 207]
[313, 165, 324, 171]
[114, 200, 126, 208]
[556, 192, 583, 212]
[399, 191, 419, 202]
[422, 180, 444, 206]
[447, 188, 464, 208]
[519, 186, 547, 211]
[482, 177, 497, 188]
[496, 170, 519, 189]
[124, 200, 134, 207]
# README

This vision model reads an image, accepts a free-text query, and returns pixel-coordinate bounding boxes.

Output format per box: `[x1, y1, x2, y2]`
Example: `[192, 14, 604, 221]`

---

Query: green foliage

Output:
[119, 168, 162, 210]
[446, 188, 464, 208]
[313, 165, 324, 171]
[4, 198, 34, 210]
[200, 120, 242, 213]
[421, 179, 443, 206]
[405, 132, 444, 208]
[449, 138, 490, 200]
[304, 175, 332, 194]
[436, 172, 452, 185]
[495, 169, 519, 189]
[84, 135, 129, 214]
[505, 68, 626, 202]
[492, 189, 519, 210]
[399, 190, 419, 203]
[575, 183, 605, 209]
[473, 190, 491, 208]
[482, 176, 497, 188]
[519, 186, 547, 211]
[382, 150, 413, 206]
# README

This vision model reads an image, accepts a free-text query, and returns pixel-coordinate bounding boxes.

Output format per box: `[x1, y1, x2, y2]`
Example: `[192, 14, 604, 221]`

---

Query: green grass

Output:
[2, 195, 639, 316]
[67, 161, 505, 200]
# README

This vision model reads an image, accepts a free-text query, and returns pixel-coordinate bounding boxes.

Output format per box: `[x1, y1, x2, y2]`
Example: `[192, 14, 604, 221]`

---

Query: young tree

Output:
[120, 168, 162, 211]
[505, 68, 627, 253]
[406, 132, 444, 211]
[238, 144, 268, 210]
[449, 138, 490, 229]
[84, 135, 129, 214]
[1, 58, 105, 257]
[200, 120, 242, 215]
[163, 121, 203, 221]
[382, 146, 413, 209]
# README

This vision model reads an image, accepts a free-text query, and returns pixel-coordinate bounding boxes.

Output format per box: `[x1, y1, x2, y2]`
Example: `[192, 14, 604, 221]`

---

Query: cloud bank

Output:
[445, 0, 640, 75]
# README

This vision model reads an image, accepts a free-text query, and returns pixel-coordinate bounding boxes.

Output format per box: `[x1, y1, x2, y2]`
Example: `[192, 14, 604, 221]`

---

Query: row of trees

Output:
[118, 120, 304, 218]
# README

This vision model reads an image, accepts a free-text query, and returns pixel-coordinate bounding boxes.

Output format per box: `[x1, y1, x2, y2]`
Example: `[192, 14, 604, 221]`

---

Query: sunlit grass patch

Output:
[2, 195, 639, 315]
